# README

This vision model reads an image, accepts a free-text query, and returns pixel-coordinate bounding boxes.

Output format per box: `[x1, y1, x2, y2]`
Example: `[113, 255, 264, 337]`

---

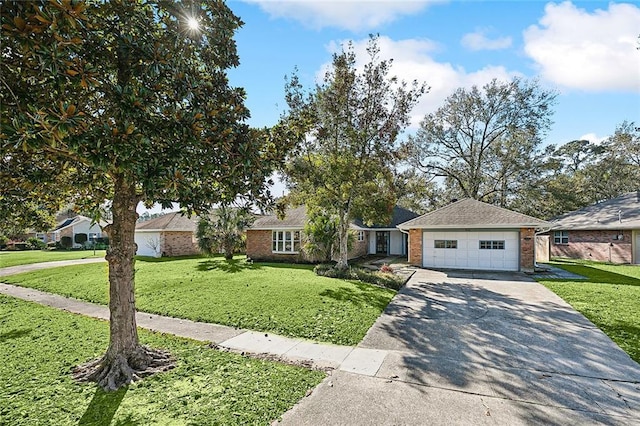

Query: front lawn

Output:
[0, 250, 106, 268]
[536, 259, 640, 363]
[0, 294, 324, 425]
[2, 256, 396, 345]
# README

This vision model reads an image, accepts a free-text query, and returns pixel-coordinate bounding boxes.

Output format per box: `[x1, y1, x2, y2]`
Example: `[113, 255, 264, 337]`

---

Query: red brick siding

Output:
[520, 228, 535, 272]
[246, 230, 306, 262]
[348, 232, 369, 259]
[161, 231, 199, 257]
[550, 230, 632, 264]
[408, 229, 422, 266]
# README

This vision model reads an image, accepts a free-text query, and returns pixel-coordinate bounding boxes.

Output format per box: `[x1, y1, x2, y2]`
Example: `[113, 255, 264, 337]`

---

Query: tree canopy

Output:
[1, 0, 292, 390]
[404, 78, 557, 207]
[282, 36, 425, 268]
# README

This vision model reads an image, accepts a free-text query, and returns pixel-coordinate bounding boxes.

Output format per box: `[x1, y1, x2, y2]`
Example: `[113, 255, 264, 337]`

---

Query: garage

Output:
[422, 230, 520, 271]
[398, 198, 551, 272]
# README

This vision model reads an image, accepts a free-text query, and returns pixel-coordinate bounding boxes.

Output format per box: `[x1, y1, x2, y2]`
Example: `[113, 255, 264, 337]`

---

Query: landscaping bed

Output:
[2, 256, 396, 345]
[535, 259, 640, 363]
[0, 294, 324, 425]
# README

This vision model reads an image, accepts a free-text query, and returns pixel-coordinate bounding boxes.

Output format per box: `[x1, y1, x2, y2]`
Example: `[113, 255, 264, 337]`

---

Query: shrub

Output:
[380, 263, 393, 273]
[314, 264, 405, 290]
[26, 237, 46, 250]
[74, 233, 88, 245]
[60, 236, 73, 249]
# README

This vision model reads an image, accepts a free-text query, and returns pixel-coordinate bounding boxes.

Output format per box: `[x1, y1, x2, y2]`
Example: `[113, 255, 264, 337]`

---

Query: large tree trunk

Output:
[74, 176, 174, 391]
[335, 213, 350, 270]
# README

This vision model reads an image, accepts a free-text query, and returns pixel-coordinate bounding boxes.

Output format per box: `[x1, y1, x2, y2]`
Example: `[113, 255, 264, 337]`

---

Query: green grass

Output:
[0, 294, 324, 425]
[0, 250, 106, 268]
[536, 259, 640, 363]
[2, 256, 396, 345]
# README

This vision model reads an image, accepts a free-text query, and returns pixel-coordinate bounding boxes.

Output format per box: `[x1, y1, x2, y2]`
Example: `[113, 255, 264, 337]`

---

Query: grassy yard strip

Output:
[2, 256, 396, 345]
[0, 294, 324, 425]
[536, 259, 640, 363]
[0, 250, 106, 268]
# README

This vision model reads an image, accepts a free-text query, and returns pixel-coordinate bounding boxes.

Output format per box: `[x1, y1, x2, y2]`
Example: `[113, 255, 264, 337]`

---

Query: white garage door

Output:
[134, 231, 161, 257]
[423, 231, 520, 271]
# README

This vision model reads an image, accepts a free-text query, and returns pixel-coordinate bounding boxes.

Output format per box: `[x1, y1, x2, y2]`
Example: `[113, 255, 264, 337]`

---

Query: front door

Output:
[376, 231, 389, 255]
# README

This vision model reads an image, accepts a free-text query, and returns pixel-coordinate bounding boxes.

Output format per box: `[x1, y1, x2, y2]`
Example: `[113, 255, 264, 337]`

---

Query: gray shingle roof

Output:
[398, 198, 550, 229]
[250, 205, 420, 230]
[352, 206, 420, 229]
[136, 212, 197, 232]
[251, 206, 307, 229]
[551, 192, 640, 230]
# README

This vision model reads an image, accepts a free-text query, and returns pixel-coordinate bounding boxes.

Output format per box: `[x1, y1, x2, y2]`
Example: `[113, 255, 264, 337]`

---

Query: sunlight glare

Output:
[187, 17, 199, 31]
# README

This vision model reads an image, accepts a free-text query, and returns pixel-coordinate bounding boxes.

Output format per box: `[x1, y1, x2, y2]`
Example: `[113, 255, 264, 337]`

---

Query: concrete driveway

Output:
[280, 269, 640, 425]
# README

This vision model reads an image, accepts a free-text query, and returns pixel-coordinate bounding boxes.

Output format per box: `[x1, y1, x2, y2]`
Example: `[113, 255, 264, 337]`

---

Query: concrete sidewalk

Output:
[0, 282, 390, 373]
[0, 257, 107, 277]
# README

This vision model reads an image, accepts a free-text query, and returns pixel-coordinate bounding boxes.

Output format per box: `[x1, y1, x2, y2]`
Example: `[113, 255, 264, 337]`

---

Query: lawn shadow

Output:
[78, 386, 130, 426]
[550, 261, 640, 287]
[319, 281, 393, 311]
[0, 327, 31, 342]
[196, 258, 263, 273]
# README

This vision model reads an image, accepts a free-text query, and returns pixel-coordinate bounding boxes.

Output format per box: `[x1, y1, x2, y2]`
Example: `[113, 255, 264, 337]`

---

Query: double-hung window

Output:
[553, 231, 568, 244]
[357, 231, 365, 242]
[272, 230, 301, 253]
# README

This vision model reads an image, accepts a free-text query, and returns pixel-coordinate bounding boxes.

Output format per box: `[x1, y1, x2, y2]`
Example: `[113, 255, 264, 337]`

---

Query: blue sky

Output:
[140, 0, 640, 213]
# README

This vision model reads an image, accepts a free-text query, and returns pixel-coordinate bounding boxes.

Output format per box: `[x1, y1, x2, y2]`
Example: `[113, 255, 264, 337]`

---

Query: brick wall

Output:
[520, 228, 535, 272]
[550, 230, 632, 264]
[246, 229, 306, 262]
[348, 233, 369, 259]
[408, 229, 422, 266]
[161, 231, 199, 257]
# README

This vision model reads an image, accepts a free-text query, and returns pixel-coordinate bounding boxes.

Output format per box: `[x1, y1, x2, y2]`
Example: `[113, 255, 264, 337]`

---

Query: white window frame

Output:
[357, 231, 365, 242]
[479, 240, 505, 250]
[554, 231, 568, 245]
[88, 232, 101, 242]
[272, 230, 301, 254]
[434, 240, 457, 249]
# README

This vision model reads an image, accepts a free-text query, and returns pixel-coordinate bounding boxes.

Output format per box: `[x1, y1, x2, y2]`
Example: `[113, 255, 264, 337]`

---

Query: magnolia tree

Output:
[1, 0, 293, 390]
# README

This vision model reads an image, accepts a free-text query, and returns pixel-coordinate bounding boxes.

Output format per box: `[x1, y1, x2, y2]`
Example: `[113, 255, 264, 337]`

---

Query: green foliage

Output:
[302, 208, 339, 262]
[313, 264, 406, 290]
[282, 35, 425, 268]
[197, 204, 253, 260]
[25, 237, 46, 250]
[536, 260, 640, 363]
[3, 256, 396, 345]
[405, 78, 557, 208]
[0, 295, 324, 425]
[60, 236, 73, 249]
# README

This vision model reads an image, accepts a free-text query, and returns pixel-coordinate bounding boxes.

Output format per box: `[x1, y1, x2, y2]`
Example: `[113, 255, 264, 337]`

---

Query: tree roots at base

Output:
[72, 345, 175, 391]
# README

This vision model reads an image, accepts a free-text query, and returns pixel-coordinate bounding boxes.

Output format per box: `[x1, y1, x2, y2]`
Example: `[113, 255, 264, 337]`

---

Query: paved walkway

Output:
[280, 268, 640, 425]
[0, 259, 384, 373]
[2, 260, 640, 424]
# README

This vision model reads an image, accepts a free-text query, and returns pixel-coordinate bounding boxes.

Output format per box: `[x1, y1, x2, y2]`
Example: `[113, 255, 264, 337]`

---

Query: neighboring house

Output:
[547, 191, 640, 264]
[245, 205, 419, 262]
[29, 215, 106, 248]
[134, 212, 199, 257]
[398, 199, 551, 272]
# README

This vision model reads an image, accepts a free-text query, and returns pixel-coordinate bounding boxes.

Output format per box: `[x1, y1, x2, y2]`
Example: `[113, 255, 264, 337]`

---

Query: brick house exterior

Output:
[135, 212, 199, 257]
[399, 199, 550, 272]
[546, 193, 640, 264]
[246, 206, 418, 263]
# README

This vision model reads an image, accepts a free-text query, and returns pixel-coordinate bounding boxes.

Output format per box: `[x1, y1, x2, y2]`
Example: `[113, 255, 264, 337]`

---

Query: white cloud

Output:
[320, 36, 522, 127]
[579, 132, 608, 145]
[523, 1, 640, 92]
[242, 0, 442, 32]
[461, 29, 512, 51]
